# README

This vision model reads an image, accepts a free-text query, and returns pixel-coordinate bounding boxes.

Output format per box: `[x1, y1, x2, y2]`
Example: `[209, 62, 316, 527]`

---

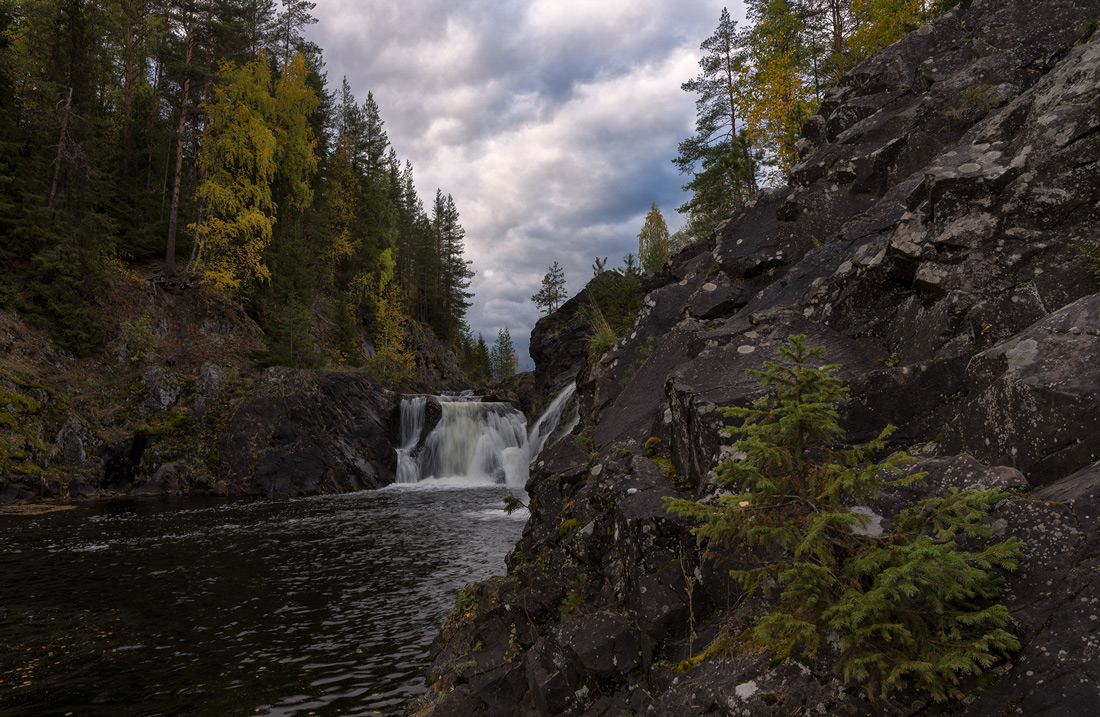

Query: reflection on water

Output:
[0, 484, 525, 716]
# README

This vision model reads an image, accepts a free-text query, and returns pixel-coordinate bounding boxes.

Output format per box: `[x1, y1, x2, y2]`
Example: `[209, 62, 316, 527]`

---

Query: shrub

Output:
[666, 335, 1022, 701]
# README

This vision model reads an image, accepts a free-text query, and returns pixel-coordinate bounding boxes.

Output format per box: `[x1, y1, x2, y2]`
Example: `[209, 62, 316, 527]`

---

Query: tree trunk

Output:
[165, 22, 194, 277]
[47, 87, 74, 210]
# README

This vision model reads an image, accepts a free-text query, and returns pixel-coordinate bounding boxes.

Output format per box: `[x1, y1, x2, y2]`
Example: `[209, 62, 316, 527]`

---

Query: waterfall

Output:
[394, 395, 529, 486]
[393, 383, 580, 488]
[528, 382, 578, 458]
[419, 401, 529, 484]
[395, 396, 427, 484]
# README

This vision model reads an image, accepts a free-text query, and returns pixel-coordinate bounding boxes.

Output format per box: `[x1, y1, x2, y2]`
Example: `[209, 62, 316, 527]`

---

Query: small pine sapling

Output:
[666, 335, 1023, 701]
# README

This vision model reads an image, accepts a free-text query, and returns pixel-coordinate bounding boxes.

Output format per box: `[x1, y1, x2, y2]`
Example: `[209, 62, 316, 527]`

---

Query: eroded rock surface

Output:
[420, 1, 1100, 714]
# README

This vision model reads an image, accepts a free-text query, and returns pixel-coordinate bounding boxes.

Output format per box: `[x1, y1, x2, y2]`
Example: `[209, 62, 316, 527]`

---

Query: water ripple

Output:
[0, 487, 524, 715]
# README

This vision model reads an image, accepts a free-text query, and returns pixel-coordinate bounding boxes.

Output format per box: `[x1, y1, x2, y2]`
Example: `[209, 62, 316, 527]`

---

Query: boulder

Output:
[218, 368, 396, 495]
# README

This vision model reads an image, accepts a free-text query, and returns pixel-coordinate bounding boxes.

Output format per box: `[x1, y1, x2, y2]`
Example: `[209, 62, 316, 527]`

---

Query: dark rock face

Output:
[217, 368, 397, 495]
[421, 1, 1100, 714]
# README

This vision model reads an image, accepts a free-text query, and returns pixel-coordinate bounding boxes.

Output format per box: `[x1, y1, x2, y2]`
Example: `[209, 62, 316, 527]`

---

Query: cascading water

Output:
[528, 382, 578, 458]
[394, 395, 530, 486]
[419, 401, 529, 485]
[393, 382, 580, 487]
[395, 396, 427, 484]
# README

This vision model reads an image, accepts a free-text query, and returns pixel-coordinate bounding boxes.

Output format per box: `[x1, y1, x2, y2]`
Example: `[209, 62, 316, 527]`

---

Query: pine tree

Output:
[637, 202, 671, 273]
[531, 261, 567, 315]
[667, 336, 1023, 701]
[674, 8, 760, 237]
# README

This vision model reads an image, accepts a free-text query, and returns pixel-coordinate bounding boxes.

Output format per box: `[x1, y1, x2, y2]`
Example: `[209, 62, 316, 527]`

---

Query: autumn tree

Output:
[638, 202, 671, 273]
[191, 55, 277, 293]
[531, 261, 567, 315]
[368, 274, 415, 382]
[739, 0, 818, 183]
[846, 0, 934, 64]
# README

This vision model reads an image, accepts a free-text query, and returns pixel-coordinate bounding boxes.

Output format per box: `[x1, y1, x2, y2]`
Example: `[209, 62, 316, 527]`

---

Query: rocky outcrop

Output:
[0, 271, 457, 503]
[214, 368, 397, 495]
[421, 1, 1100, 714]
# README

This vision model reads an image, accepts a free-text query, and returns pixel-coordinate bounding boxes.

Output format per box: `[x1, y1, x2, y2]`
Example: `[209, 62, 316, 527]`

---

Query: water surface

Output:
[0, 482, 525, 716]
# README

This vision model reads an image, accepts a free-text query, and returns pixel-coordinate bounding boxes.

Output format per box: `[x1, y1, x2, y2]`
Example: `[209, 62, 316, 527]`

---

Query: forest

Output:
[0, 0, 959, 388]
[0, 0, 485, 380]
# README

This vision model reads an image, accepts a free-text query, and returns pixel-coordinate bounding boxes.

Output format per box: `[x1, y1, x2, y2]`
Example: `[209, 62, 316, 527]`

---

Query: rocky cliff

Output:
[0, 270, 470, 504]
[418, 1, 1100, 714]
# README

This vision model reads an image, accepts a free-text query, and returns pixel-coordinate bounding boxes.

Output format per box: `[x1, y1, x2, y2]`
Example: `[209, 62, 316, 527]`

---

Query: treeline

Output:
[0, 0, 473, 375]
[677, 0, 958, 238]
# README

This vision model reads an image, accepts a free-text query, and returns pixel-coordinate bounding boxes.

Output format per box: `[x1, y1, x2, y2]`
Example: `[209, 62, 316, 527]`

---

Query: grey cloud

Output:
[309, 0, 737, 368]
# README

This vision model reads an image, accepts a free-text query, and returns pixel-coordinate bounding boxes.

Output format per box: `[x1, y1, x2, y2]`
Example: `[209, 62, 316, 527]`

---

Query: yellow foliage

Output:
[273, 54, 320, 214]
[193, 55, 277, 293]
[736, 1, 818, 184]
[847, 0, 932, 63]
[369, 279, 415, 382]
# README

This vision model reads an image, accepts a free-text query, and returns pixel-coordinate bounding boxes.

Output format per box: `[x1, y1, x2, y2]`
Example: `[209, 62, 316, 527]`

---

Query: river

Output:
[0, 481, 526, 716]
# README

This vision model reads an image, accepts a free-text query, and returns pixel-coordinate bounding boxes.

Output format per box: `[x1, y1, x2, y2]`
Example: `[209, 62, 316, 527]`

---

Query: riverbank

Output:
[0, 269, 476, 505]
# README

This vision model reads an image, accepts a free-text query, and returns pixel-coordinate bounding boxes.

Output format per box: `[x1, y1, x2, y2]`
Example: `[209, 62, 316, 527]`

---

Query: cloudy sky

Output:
[308, 0, 747, 368]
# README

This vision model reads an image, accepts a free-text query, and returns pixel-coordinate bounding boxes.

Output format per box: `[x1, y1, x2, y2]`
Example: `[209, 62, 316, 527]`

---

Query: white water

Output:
[528, 382, 578, 458]
[395, 396, 427, 484]
[394, 383, 579, 488]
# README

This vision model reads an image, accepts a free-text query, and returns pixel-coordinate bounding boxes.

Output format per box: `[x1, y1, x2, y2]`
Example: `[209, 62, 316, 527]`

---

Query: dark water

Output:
[0, 482, 526, 716]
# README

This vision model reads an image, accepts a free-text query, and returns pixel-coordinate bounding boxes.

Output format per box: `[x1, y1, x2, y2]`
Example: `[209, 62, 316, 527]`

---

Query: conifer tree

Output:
[667, 336, 1023, 700]
[191, 54, 277, 293]
[675, 8, 760, 237]
[490, 328, 519, 381]
[531, 261, 567, 315]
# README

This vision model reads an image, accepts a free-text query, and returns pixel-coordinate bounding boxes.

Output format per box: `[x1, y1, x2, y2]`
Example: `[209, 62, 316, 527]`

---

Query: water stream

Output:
[395, 382, 578, 488]
[0, 385, 578, 715]
[0, 487, 525, 716]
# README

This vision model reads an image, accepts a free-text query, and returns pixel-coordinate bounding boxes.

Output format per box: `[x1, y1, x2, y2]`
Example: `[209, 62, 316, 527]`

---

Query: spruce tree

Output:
[490, 328, 519, 381]
[667, 335, 1023, 701]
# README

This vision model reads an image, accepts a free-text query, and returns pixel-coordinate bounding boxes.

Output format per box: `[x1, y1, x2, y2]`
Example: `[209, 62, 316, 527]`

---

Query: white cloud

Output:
[308, 0, 743, 366]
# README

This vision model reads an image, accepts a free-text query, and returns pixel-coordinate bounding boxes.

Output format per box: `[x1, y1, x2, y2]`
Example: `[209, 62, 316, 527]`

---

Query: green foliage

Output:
[120, 313, 160, 364]
[1076, 17, 1100, 46]
[502, 494, 525, 515]
[449, 583, 480, 623]
[943, 85, 1000, 121]
[638, 202, 671, 273]
[583, 254, 644, 363]
[581, 302, 618, 364]
[675, 8, 759, 236]
[666, 336, 1022, 701]
[532, 261, 568, 315]
[0, 1, 475, 374]
[489, 327, 519, 381]
[1077, 242, 1100, 283]
[558, 573, 588, 621]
